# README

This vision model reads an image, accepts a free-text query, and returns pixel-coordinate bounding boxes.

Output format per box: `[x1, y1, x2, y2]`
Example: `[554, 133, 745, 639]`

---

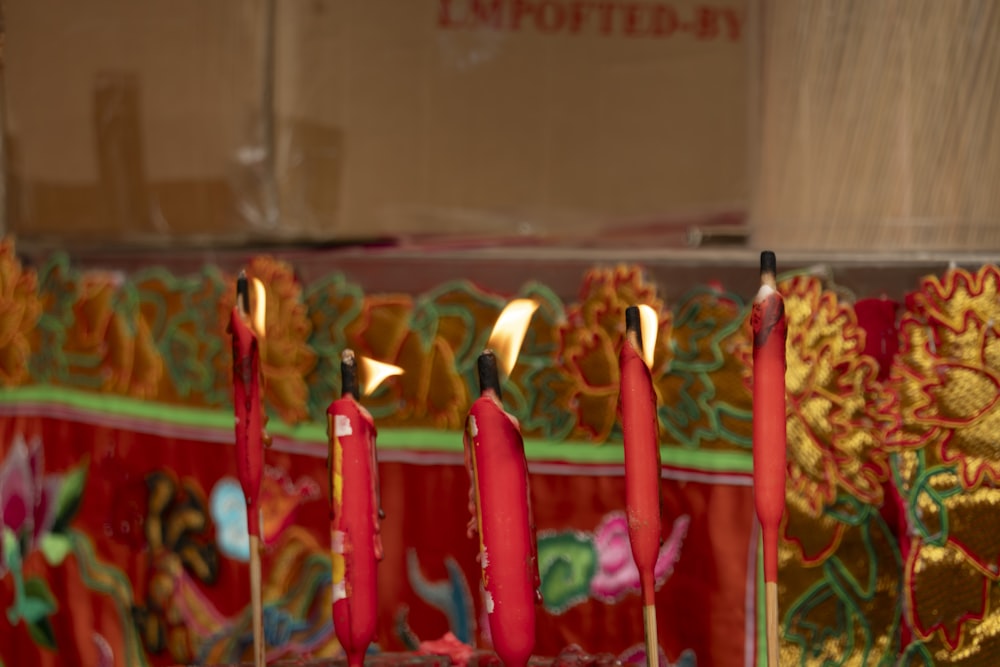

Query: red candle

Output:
[230, 271, 266, 667]
[752, 251, 788, 667]
[328, 350, 384, 667]
[464, 351, 539, 667]
[619, 305, 662, 664]
[231, 272, 264, 538]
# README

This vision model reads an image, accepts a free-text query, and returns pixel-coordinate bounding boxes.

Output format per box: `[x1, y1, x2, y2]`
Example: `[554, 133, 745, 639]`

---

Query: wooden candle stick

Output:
[752, 251, 788, 667]
[328, 350, 385, 667]
[464, 350, 540, 667]
[230, 272, 266, 667]
[619, 305, 663, 667]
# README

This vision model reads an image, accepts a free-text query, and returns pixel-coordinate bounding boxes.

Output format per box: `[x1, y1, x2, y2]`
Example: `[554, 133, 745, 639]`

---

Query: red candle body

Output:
[464, 395, 538, 667]
[752, 286, 788, 584]
[619, 339, 663, 604]
[230, 308, 264, 537]
[328, 396, 383, 667]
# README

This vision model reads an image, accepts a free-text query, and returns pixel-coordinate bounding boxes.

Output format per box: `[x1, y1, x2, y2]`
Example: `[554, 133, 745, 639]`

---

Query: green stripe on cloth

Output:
[0, 386, 752, 474]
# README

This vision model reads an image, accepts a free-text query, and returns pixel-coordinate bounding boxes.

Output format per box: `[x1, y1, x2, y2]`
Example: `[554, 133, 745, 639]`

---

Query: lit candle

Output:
[464, 299, 540, 667]
[752, 251, 788, 667]
[619, 305, 662, 667]
[229, 271, 266, 667]
[328, 350, 401, 667]
[465, 352, 539, 667]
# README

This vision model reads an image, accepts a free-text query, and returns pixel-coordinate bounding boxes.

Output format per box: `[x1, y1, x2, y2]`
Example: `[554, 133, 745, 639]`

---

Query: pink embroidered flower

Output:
[0, 435, 61, 561]
[590, 511, 690, 603]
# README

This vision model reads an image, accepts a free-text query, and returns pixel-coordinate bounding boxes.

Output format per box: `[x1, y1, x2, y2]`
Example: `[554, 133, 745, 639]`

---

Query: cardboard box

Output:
[6, 0, 267, 242]
[7, 0, 749, 244]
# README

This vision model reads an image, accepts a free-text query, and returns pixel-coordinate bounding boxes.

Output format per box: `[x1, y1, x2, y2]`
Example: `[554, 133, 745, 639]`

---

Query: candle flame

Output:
[486, 298, 540, 377]
[251, 278, 267, 338]
[359, 357, 404, 397]
[638, 304, 658, 369]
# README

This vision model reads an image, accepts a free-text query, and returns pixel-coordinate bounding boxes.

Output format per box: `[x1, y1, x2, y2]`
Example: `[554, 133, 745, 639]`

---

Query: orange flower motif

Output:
[557, 266, 673, 442]
[218, 257, 316, 424]
[351, 293, 469, 429]
[307, 277, 469, 428]
[63, 271, 164, 398]
[0, 240, 41, 386]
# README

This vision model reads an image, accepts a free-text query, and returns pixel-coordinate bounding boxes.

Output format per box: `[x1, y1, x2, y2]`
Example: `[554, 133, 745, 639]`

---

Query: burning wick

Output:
[478, 349, 503, 399]
[237, 272, 250, 317]
[625, 305, 644, 352]
[342, 349, 359, 398]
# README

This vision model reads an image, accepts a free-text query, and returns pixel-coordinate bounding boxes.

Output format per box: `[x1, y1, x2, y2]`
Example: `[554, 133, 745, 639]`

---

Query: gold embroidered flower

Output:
[889, 266, 1000, 488]
[889, 266, 1000, 652]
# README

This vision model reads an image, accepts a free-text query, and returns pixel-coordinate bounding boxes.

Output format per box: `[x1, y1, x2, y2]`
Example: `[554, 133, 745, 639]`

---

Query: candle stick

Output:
[464, 349, 540, 667]
[619, 305, 662, 667]
[328, 350, 386, 667]
[230, 271, 266, 667]
[752, 251, 788, 667]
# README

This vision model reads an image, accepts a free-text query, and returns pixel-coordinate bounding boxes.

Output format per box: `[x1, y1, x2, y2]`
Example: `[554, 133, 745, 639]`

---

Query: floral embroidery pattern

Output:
[0, 435, 88, 649]
[590, 512, 690, 604]
[888, 266, 1000, 656]
[658, 284, 751, 449]
[14, 239, 1000, 663]
[535, 511, 690, 614]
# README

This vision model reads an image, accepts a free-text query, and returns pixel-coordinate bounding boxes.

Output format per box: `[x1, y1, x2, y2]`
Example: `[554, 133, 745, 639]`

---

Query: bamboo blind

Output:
[751, 0, 1000, 252]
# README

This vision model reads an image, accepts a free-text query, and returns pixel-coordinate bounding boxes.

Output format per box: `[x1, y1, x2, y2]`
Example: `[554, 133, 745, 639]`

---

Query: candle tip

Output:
[236, 272, 249, 315]
[760, 251, 777, 276]
[341, 349, 359, 398]
[477, 350, 503, 400]
[624, 305, 644, 352]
